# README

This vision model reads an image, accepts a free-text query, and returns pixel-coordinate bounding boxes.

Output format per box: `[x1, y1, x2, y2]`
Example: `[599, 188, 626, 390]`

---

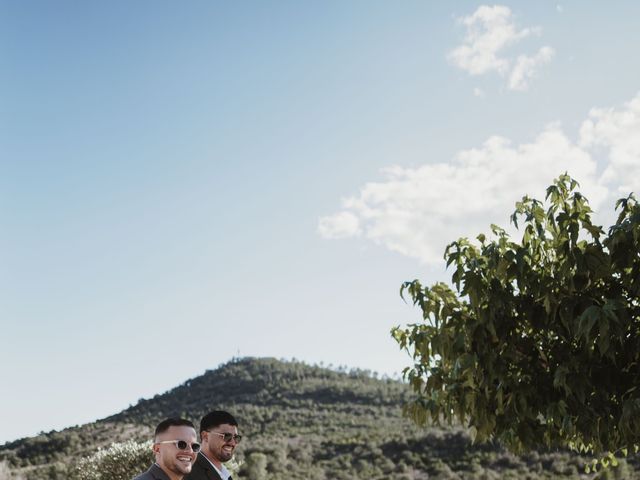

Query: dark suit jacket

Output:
[185, 453, 224, 480]
[133, 464, 173, 480]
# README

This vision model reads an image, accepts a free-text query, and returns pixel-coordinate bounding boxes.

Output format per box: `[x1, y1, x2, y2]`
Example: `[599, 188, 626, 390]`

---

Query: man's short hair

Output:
[154, 418, 196, 439]
[199, 411, 238, 433]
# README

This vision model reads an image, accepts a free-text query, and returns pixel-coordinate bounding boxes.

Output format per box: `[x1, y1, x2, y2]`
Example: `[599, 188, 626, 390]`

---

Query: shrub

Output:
[0, 461, 24, 480]
[72, 440, 152, 480]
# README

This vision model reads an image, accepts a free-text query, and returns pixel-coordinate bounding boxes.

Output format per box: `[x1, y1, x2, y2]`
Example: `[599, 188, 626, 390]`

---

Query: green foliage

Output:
[244, 452, 267, 480]
[0, 461, 24, 480]
[392, 174, 640, 458]
[71, 440, 152, 480]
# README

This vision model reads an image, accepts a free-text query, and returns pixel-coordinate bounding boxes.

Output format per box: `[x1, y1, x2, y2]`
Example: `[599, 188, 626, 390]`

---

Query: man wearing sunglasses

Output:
[134, 418, 200, 480]
[186, 411, 241, 480]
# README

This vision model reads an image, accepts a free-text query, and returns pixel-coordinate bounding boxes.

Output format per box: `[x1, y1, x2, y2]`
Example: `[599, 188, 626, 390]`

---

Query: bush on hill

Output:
[71, 440, 151, 480]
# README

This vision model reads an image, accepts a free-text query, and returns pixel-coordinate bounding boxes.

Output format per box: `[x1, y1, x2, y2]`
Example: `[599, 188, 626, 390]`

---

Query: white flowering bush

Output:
[73, 440, 152, 480]
[225, 457, 244, 478]
[0, 461, 24, 480]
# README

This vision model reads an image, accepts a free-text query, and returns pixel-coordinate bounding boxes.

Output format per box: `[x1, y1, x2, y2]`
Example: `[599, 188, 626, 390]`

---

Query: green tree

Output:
[392, 174, 640, 457]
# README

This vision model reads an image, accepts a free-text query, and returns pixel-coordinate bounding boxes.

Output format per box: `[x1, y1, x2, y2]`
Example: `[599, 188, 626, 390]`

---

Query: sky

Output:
[1, 1, 640, 444]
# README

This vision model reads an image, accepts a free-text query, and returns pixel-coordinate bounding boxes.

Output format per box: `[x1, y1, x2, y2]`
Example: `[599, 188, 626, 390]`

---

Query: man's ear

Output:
[152, 442, 161, 456]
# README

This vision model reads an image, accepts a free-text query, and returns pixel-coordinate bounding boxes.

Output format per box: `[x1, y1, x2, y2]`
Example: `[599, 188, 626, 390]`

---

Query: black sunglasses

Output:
[209, 431, 242, 443]
[156, 440, 201, 452]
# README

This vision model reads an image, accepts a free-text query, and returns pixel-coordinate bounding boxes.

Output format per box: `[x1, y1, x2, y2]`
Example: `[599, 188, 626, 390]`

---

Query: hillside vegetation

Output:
[1, 357, 637, 479]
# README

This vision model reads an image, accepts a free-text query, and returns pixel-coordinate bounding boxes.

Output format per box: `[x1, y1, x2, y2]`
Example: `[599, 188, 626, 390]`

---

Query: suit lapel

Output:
[196, 453, 223, 480]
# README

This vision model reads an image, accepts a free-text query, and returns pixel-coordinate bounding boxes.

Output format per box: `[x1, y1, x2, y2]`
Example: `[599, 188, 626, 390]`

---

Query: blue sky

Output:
[2, 1, 640, 444]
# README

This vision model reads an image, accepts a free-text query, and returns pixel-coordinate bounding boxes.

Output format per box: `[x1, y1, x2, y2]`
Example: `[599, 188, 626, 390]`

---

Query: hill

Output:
[0, 357, 635, 479]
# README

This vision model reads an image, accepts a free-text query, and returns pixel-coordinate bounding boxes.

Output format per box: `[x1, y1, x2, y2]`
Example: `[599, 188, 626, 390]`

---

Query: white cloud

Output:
[579, 94, 640, 195]
[508, 46, 555, 91]
[319, 93, 640, 264]
[473, 87, 486, 97]
[448, 5, 531, 76]
[448, 5, 554, 91]
[317, 211, 361, 239]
